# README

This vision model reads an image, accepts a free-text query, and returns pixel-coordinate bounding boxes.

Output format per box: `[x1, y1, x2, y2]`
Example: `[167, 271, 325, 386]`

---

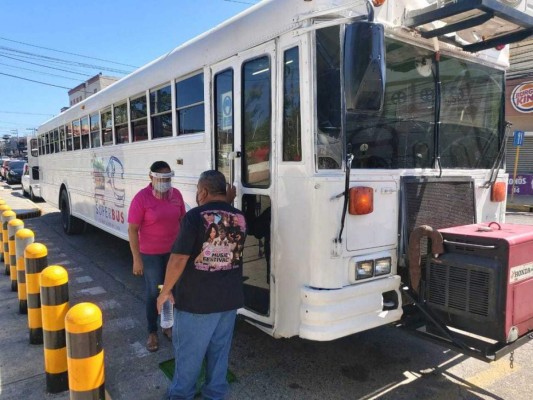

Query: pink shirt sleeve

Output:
[176, 189, 186, 221]
[128, 190, 145, 225]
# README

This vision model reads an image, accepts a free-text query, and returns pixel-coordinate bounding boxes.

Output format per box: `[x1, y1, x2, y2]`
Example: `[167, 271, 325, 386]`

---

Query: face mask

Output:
[153, 181, 172, 193]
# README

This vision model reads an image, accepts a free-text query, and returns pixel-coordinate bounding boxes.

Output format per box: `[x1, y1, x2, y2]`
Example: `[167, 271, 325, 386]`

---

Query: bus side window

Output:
[66, 123, 73, 151]
[81, 116, 91, 149]
[316, 25, 342, 170]
[242, 56, 271, 187]
[176, 73, 205, 135]
[114, 103, 129, 145]
[30, 138, 39, 157]
[101, 108, 113, 146]
[282, 46, 302, 162]
[72, 119, 81, 150]
[150, 85, 173, 139]
[90, 113, 101, 148]
[130, 95, 148, 142]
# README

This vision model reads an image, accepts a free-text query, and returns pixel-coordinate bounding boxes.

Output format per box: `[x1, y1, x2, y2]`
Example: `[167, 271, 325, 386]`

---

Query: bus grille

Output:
[401, 177, 475, 256]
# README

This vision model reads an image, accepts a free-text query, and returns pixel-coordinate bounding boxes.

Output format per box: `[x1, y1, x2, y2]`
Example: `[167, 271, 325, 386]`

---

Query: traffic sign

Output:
[514, 130, 525, 146]
[221, 91, 232, 131]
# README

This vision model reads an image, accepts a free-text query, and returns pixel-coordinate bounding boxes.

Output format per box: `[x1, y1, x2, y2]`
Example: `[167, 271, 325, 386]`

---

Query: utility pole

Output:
[10, 129, 19, 157]
[2, 134, 11, 157]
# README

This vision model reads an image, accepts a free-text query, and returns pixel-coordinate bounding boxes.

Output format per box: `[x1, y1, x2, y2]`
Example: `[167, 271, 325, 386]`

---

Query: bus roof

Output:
[38, 0, 527, 133]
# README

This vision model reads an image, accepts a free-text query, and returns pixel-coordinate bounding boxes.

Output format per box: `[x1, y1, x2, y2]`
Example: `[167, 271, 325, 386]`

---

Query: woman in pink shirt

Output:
[128, 161, 186, 352]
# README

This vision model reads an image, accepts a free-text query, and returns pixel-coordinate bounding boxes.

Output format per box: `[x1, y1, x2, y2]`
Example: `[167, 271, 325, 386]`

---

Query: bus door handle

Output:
[227, 151, 241, 185]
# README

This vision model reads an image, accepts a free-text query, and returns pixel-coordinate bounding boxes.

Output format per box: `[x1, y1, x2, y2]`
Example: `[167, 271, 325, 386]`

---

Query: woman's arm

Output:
[128, 223, 143, 276]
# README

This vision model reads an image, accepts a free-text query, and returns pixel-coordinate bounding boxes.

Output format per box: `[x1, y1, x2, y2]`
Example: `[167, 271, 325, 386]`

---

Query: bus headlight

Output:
[375, 257, 391, 276]
[350, 252, 395, 283]
[356, 260, 374, 280]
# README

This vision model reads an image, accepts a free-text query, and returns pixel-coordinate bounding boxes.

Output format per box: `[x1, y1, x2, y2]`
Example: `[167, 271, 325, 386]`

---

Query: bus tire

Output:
[60, 191, 85, 235]
[29, 187, 36, 201]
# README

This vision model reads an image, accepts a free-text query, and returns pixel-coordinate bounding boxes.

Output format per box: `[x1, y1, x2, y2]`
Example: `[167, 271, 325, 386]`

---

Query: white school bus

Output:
[34, 0, 533, 360]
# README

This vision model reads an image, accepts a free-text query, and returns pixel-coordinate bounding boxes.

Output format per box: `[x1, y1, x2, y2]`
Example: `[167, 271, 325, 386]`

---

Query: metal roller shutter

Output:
[506, 133, 533, 174]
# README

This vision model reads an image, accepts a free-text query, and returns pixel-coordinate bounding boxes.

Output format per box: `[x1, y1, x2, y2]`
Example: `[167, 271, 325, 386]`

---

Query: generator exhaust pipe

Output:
[408, 225, 444, 293]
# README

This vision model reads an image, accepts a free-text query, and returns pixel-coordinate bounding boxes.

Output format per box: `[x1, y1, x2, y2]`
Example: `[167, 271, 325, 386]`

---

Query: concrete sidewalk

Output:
[0, 185, 171, 400]
[0, 186, 42, 219]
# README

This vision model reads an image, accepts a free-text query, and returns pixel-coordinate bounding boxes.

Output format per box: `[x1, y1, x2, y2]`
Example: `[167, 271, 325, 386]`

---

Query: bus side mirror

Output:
[344, 22, 385, 112]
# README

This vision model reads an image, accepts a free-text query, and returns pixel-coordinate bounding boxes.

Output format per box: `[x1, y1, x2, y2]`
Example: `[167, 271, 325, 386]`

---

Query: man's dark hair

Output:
[150, 161, 170, 172]
[199, 170, 227, 195]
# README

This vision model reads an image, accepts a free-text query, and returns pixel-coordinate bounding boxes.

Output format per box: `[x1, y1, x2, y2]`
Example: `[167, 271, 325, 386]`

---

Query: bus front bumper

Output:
[299, 275, 403, 341]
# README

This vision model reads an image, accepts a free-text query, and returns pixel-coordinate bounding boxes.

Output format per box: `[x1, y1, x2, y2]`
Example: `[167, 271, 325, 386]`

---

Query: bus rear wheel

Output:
[60, 191, 85, 235]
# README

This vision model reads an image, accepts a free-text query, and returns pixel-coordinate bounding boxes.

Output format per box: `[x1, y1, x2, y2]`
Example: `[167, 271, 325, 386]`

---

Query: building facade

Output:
[68, 73, 119, 106]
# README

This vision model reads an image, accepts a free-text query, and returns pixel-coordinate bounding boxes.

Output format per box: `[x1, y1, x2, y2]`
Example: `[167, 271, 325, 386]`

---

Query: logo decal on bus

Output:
[93, 154, 126, 230]
[511, 81, 533, 113]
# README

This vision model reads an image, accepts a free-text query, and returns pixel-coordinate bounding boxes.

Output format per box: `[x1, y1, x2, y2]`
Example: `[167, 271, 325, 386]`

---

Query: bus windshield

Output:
[345, 38, 504, 169]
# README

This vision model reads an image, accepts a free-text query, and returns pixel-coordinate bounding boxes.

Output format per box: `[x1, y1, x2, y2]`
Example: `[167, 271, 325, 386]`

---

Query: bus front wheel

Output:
[60, 191, 85, 235]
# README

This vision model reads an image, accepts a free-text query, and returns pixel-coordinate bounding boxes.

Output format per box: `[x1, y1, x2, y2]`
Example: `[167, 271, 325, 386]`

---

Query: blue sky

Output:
[0, 0, 257, 139]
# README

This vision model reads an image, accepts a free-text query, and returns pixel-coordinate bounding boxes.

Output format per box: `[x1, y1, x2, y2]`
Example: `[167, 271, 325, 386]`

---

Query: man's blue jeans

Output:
[141, 253, 169, 333]
[168, 309, 237, 400]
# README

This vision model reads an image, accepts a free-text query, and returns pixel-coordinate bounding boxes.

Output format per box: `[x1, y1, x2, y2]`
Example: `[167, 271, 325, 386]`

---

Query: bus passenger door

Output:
[212, 42, 275, 328]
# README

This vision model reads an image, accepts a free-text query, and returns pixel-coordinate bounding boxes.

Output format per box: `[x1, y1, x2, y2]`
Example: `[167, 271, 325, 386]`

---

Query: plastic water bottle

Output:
[158, 285, 174, 329]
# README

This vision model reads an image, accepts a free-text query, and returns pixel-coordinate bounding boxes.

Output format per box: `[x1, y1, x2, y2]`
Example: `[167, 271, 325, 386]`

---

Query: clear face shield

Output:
[150, 170, 174, 199]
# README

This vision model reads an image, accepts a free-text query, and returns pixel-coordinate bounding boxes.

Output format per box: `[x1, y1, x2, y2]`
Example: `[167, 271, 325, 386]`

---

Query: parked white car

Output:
[21, 163, 41, 201]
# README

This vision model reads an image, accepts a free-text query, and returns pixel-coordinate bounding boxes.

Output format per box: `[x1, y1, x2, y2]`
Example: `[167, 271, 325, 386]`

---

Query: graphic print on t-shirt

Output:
[194, 210, 246, 271]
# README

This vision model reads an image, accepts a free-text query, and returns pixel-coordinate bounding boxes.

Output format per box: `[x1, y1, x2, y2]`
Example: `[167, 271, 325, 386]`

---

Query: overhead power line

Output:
[223, 0, 258, 4]
[0, 53, 92, 77]
[0, 36, 139, 69]
[0, 72, 71, 89]
[0, 46, 132, 75]
[0, 110, 55, 116]
[0, 62, 83, 81]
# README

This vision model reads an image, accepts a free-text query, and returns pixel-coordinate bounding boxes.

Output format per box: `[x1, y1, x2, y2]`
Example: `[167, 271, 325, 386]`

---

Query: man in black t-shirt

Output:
[157, 170, 246, 400]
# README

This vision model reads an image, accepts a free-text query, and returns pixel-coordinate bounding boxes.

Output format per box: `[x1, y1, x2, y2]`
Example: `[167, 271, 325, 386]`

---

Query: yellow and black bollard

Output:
[8, 218, 24, 291]
[16, 228, 35, 314]
[0, 204, 13, 271]
[25, 242, 48, 344]
[41, 265, 69, 393]
[2, 209, 16, 266]
[65, 303, 105, 400]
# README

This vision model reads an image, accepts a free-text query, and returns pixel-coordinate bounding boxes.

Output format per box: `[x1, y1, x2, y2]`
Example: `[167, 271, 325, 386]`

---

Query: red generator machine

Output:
[405, 222, 533, 361]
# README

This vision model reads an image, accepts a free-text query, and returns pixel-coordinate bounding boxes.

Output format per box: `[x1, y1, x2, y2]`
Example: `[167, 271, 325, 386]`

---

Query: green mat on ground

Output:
[159, 359, 236, 393]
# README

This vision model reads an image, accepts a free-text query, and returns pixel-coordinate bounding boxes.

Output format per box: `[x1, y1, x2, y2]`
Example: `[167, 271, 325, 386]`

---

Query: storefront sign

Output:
[511, 81, 533, 113]
[508, 174, 533, 195]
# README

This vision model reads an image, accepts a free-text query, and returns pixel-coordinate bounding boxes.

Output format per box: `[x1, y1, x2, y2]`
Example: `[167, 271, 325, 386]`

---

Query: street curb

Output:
[506, 205, 533, 212]
[15, 209, 42, 219]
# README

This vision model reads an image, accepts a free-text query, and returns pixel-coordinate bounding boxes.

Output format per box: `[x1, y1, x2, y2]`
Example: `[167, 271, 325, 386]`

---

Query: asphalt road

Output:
[3, 186, 533, 400]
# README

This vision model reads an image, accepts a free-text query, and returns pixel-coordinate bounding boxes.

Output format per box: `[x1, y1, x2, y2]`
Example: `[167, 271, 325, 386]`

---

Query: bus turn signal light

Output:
[372, 0, 386, 6]
[349, 187, 373, 215]
[491, 181, 506, 202]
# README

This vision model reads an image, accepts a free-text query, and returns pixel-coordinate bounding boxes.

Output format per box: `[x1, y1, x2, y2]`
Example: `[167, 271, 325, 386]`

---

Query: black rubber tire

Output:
[60, 190, 85, 235]
[29, 187, 36, 202]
